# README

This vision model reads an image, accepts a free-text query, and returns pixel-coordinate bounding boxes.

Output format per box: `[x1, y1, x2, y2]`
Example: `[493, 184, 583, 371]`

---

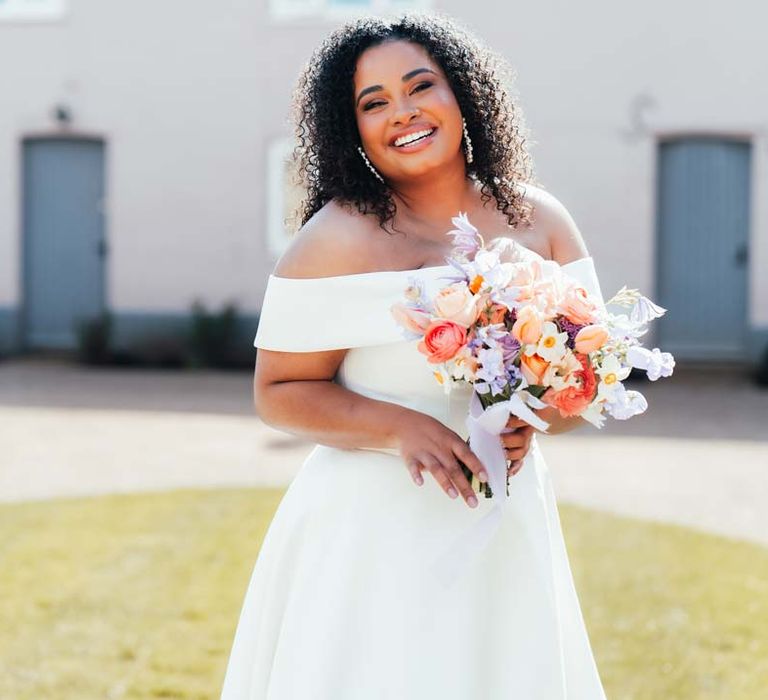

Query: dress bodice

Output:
[253, 255, 604, 448]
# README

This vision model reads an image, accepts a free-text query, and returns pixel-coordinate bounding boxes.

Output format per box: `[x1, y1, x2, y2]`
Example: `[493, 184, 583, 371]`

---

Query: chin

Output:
[394, 154, 453, 179]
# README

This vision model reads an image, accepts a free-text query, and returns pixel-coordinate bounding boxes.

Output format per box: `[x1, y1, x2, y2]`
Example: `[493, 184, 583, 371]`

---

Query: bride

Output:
[221, 12, 608, 699]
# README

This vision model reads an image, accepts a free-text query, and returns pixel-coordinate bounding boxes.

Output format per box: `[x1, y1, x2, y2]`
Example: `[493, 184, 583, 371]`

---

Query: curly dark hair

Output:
[289, 12, 541, 234]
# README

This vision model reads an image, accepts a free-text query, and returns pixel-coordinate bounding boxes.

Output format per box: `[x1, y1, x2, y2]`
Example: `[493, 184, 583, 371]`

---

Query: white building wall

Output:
[0, 0, 766, 350]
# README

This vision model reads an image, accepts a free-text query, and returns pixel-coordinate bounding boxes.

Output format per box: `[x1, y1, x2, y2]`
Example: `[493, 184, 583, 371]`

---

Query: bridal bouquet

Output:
[390, 213, 675, 499]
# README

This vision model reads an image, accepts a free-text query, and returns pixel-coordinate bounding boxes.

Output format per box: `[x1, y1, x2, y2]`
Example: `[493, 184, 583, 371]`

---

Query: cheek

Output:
[356, 113, 390, 150]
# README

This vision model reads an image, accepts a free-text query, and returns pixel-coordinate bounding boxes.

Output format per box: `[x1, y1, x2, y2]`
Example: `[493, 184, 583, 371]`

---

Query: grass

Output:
[0, 490, 766, 699]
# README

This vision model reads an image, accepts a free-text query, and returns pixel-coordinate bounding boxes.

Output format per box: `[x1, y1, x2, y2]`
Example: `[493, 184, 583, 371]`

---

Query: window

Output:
[267, 138, 306, 259]
[270, 0, 433, 22]
[0, 0, 67, 21]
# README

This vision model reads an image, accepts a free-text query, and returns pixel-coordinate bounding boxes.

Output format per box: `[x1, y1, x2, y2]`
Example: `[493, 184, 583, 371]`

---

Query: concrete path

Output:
[1, 357, 766, 547]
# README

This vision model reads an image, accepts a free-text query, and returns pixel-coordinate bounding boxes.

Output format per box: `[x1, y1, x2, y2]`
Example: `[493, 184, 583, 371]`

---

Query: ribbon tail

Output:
[428, 392, 509, 589]
[503, 392, 550, 432]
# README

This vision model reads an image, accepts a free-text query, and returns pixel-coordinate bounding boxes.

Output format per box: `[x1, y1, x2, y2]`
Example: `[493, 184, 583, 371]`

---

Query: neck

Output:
[389, 160, 478, 238]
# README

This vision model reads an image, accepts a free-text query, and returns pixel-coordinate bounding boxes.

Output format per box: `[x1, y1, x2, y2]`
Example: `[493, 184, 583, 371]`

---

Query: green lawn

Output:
[0, 490, 765, 699]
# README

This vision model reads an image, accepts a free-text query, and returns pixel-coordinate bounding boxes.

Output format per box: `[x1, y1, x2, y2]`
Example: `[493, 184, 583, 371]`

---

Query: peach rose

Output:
[512, 305, 543, 345]
[560, 284, 599, 325]
[574, 324, 609, 354]
[542, 353, 597, 417]
[433, 283, 482, 327]
[390, 302, 431, 334]
[417, 320, 467, 364]
[520, 352, 550, 385]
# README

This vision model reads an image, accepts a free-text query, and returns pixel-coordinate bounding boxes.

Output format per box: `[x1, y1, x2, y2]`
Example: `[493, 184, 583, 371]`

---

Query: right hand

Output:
[393, 411, 488, 509]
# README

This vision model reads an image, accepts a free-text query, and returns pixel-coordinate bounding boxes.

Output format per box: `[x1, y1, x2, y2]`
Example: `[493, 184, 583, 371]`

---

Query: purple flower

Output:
[505, 364, 522, 385]
[467, 337, 484, 352]
[497, 334, 521, 362]
[445, 212, 482, 259]
[557, 316, 585, 349]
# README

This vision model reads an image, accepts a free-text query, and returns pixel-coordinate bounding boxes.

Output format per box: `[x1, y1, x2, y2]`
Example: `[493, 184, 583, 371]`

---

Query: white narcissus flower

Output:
[450, 345, 478, 382]
[595, 354, 631, 399]
[541, 350, 582, 391]
[532, 321, 569, 363]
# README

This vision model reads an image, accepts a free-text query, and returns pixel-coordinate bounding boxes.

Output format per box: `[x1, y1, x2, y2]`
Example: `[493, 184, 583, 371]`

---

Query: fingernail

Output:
[479, 471, 488, 483]
[468, 495, 478, 508]
[448, 487, 458, 498]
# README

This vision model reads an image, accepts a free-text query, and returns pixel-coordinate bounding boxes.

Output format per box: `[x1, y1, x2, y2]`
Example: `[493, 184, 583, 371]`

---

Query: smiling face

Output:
[353, 39, 465, 183]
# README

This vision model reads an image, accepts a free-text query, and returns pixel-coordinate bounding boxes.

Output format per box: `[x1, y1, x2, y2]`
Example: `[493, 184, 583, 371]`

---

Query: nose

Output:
[392, 98, 420, 125]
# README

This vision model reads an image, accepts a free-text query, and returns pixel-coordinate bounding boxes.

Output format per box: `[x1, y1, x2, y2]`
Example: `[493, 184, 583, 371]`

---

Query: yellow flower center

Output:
[604, 372, 617, 385]
[543, 336, 556, 348]
[469, 275, 484, 294]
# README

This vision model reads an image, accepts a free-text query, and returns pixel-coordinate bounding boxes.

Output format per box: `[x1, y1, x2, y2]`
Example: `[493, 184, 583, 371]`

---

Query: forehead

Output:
[353, 40, 440, 86]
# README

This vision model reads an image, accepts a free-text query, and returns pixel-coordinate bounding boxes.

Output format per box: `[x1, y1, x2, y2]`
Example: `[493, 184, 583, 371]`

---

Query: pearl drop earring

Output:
[462, 117, 474, 164]
[357, 145, 385, 184]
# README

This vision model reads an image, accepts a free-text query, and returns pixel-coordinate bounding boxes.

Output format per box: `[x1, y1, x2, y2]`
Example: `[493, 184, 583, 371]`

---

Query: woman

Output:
[221, 12, 608, 699]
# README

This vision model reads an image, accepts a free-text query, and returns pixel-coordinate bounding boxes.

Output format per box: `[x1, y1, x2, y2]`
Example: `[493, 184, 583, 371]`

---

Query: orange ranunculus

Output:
[574, 324, 609, 354]
[417, 320, 467, 364]
[520, 352, 550, 385]
[512, 305, 543, 345]
[390, 302, 432, 334]
[542, 352, 597, 417]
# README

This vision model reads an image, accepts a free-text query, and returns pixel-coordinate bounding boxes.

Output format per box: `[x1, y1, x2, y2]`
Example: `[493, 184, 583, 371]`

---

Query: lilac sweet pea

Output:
[626, 346, 675, 381]
[445, 212, 482, 259]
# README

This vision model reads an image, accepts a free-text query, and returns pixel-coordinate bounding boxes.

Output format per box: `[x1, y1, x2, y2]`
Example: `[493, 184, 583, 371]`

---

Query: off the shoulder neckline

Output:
[267, 255, 592, 283]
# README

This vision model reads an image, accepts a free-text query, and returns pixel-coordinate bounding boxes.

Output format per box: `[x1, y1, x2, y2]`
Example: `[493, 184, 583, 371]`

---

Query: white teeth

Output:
[394, 128, 435, 147]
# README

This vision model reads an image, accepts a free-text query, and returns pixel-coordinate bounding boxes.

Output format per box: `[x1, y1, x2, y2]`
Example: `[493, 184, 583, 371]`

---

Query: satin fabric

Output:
[220, 254, 608, 699]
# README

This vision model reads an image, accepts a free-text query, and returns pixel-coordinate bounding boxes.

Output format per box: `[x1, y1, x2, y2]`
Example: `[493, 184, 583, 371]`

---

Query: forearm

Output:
[256, 379, 418, 450]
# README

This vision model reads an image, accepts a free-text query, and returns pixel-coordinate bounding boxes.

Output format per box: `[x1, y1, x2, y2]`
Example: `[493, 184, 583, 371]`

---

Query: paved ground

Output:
[1, 356, 766, 546]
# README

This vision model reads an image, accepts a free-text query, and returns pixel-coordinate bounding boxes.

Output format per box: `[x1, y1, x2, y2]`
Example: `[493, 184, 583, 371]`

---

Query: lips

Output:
[389, 125, 438, 148]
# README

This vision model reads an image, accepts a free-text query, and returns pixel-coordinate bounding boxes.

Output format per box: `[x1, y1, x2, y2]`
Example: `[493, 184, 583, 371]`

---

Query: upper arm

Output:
[527, 186, 590, 265]
[254, 201, 372, 413]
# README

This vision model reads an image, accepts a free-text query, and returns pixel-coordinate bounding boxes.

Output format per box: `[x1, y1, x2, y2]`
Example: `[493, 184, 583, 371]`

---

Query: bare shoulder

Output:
[521, 183, 590, 265]
[272, 200, 379, 279]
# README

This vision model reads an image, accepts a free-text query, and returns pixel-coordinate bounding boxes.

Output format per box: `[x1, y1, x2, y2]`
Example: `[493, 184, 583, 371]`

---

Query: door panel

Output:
[23, 138, 106, 349]
[656, 138, 750, 360]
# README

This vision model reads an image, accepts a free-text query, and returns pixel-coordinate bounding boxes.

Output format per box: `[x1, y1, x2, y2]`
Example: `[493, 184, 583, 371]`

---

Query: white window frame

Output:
[266, 137, 300, 260]
[0, 0, 67, 21]
[269, 0, 433, 23]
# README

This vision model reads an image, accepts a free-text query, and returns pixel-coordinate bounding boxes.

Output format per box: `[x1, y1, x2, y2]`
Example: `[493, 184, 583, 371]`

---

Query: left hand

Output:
[500, 416, 535, 477]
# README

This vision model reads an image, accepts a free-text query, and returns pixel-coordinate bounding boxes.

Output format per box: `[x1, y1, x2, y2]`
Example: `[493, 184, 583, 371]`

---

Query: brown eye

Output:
[363, 100, 385, 111]
[412, 81, 433, 93]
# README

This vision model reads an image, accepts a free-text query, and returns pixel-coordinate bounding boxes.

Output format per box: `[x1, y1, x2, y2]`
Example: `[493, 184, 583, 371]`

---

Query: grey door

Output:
[22, 138, 106, 349]
[656, 137, 750, 361]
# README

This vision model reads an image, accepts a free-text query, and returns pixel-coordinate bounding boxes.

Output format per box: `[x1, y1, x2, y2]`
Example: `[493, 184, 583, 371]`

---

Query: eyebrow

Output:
[355, 67, 437, 107]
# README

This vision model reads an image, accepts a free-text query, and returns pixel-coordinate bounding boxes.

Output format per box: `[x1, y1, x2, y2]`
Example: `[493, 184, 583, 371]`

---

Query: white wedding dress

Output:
[220, 253, 608, 699]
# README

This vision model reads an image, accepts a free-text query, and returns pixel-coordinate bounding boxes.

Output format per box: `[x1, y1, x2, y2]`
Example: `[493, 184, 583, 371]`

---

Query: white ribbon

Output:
[429, 390, 550, 589]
